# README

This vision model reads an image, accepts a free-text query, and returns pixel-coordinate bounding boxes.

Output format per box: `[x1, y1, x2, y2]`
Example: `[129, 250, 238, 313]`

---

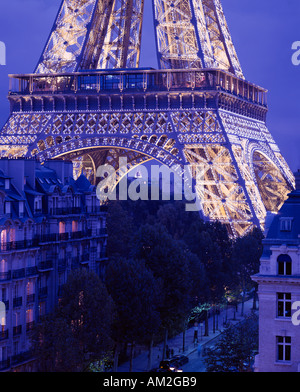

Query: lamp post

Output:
[199, 322, 203, 341]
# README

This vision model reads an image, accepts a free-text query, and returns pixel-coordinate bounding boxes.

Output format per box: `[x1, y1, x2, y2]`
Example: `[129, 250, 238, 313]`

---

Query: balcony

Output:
[81, 253, 89, 263]
[71, 256, 80, 269]
[26, 293, 35, 304]
[12, 268, 25, 279]
[10, 351, 33, 367]
[38, 260, 53, 271]
[59, 232, 69, 241]
[69, 229, 92, 240]
[8, 68, 268, 109]
[58, 258, 67, 272]
[38, 233, 59, 243]
[26, 266, 38, 277]
[0, 271, 11, 281]
[0, 358, 10, 371]
[13, 296, 22, 308]
[96, 228, 108, 236]
[34, 208, 43, 216]
[13, 325, 22, 336]
[99, 250, 108, 260]
[0, 329, 8, 341]
[57, 285, 65, 298]
[26, 321, 35, 332]
[86, 206, 103, 214]
[38, 287, 48, 298]
[50, 207, 82, 216]
[0, 239, 39, 252]
[34, 230, 93, 244]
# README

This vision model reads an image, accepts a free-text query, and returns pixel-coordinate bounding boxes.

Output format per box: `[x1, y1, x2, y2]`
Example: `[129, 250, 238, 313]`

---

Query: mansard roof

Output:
[265, 171, 300, 243]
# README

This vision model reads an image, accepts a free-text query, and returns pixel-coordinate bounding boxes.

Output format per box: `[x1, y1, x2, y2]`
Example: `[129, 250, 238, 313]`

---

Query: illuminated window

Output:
[0, 231, 6, 251]
[0, 259, 7, 274]
[72, 220, 78, 232]
[59, 221, 65, 234]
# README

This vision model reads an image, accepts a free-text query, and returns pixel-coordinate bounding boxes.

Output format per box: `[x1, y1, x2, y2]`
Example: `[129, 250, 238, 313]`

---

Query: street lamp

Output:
[199, 322, 203, 341]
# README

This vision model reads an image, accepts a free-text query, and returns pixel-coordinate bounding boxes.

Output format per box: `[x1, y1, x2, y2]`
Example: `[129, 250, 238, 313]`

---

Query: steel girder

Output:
[35, 0, 243, 75]
[0, 104, 294, 237]
[1, 0, 294, 237]
[35, 0, 144, 72]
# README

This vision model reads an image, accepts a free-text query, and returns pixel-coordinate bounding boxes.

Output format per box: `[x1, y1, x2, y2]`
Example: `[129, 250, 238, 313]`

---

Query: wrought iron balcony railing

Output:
[13, 325, 22, 336]
[12, 268, 25, 279]
[13, 297, 22, 308]
[0, 238, 39, 251]
[38, 260, 53, 271]
[0, 329, 8, 341]
[0, 271, 11, 281]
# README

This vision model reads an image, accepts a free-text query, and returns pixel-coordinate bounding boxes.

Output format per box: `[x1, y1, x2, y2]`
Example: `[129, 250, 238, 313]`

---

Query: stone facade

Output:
[0, 158, 107, 371]
[252, 171, 300, 372]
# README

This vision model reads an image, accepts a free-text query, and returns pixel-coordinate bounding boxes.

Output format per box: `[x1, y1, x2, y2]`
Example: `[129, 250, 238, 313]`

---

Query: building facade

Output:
[0, 158, 107, 371]
[252, 171, 300, 372]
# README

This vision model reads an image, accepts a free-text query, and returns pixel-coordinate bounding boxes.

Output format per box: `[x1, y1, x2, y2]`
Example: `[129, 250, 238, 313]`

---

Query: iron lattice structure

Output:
[0, 0, 295, 237]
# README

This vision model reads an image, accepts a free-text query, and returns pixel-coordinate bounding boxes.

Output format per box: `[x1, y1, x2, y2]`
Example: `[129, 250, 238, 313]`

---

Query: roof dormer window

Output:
[280, 218, 293, 232]
[5, 202, 11, 215]
[19, 201, 24, 218]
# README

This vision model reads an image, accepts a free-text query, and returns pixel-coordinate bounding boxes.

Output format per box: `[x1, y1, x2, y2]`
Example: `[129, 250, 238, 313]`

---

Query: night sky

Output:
[0, 0, 299, 172]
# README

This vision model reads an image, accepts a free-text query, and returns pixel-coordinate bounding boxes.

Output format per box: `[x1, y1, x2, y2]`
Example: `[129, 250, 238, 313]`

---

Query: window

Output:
[1, 288, 6, 302]
[19, 201, 24, 218]
[38, 302, 46, 317]
[13, 341, 19, 356]
[4, 202, 10, 215]
[277, 336, 291, 361]
[72, 220, 78, 232]
[26, 308, 34, 324]
[0, 231, 6, 251]
[280, 218, 293, 232]
[277, 254, 292, 276]
[277, 293, 292, 318]
[59, 221, 65, 234]
[0, 301, 5, 330]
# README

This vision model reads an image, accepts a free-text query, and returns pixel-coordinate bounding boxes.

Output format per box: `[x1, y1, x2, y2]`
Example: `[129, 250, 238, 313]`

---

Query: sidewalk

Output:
[117, 298, 257, 372]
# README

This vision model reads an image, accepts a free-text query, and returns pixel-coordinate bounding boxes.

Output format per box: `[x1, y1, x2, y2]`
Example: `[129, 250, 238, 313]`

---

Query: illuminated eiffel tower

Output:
[0, 0, 294, 237]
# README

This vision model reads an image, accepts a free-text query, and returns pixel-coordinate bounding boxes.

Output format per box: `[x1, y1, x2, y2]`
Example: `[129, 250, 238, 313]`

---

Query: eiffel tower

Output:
[0, 0, 294, 237]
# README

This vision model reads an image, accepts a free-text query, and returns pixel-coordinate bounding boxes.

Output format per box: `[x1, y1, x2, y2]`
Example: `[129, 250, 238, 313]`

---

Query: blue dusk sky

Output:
[0, 0, 299, 172]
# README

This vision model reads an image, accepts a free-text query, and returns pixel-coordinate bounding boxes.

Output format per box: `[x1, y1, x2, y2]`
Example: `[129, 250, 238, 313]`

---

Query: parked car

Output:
[170, 355, 189, 367]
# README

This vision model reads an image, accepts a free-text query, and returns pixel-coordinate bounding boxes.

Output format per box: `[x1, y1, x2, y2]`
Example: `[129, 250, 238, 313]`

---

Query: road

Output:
[181, 334, 222, 372]
[181, 349, 207, 372]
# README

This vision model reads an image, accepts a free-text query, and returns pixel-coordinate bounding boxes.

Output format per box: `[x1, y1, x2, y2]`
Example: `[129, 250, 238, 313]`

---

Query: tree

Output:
[231, 228, 263, 315]
[204, 313, 258, 372]
[156, 200, 200, 241]
[105, 257, 162, 371]
[131, 223, 192, 358]
[106, 200, 134, 258]
[30, 269, 114, 372]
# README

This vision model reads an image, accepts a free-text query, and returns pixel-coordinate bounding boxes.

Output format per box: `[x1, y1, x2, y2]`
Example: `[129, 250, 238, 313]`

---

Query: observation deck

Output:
[7, 68, 267, 121]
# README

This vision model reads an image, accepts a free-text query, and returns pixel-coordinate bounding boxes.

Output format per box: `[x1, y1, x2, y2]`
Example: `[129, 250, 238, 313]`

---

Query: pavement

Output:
[117, 298, 257, 372]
